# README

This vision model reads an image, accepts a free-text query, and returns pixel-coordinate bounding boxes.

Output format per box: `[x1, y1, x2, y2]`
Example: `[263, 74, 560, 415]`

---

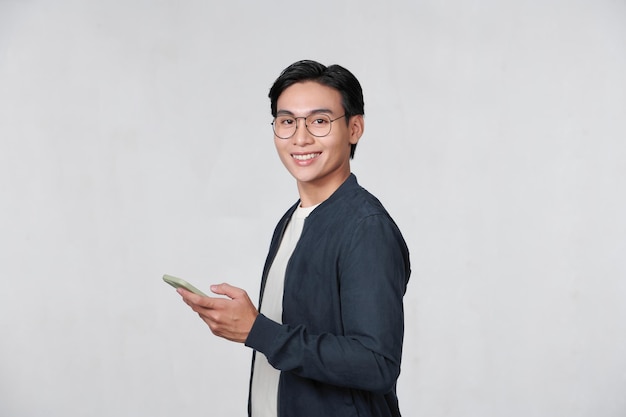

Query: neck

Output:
[296, 172, 351, 207]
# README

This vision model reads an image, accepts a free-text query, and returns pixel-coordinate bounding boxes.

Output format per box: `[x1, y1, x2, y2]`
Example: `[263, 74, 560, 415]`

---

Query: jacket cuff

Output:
[245, 313, 282, 355]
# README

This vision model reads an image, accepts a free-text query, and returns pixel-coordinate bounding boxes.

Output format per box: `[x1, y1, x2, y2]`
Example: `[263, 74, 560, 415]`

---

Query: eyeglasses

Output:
[272, 113, 346, 139]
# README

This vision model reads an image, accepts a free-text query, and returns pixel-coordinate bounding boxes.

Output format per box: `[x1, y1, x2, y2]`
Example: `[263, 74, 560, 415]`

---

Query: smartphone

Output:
[162, 274, 208, 296]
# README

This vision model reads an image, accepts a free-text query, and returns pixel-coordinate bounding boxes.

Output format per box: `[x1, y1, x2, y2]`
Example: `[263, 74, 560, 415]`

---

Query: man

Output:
[178, 60, 411, 417]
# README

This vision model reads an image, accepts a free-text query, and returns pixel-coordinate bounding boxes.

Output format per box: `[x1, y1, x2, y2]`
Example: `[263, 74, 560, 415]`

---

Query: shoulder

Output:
[331, 174, 389, 218]
[309, 174, 396, 229]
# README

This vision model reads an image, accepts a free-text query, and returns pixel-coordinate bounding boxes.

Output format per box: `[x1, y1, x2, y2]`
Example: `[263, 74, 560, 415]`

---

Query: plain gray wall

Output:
[1, 1, 625, 416]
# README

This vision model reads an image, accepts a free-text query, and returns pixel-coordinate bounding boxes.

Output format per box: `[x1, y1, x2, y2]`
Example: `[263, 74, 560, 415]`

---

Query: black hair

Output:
[269, 60, 364, 159]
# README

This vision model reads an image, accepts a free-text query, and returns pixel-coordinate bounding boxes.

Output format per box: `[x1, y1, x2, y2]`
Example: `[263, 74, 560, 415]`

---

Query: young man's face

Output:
[273, 81, 363, 197]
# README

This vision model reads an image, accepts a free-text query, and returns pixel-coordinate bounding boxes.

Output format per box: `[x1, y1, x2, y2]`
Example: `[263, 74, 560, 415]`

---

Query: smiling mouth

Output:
[292, 153, 321, 161]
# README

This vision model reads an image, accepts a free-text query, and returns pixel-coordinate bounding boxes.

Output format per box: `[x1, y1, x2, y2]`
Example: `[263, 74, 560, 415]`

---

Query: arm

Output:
[246, 214, 410, 394]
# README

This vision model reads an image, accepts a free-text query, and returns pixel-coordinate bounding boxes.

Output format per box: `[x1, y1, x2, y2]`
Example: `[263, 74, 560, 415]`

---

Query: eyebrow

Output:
[276, 108, 336, 116]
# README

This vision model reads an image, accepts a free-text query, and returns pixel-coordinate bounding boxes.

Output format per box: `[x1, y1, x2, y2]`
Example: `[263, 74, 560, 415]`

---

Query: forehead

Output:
[276, 81, 343, 114]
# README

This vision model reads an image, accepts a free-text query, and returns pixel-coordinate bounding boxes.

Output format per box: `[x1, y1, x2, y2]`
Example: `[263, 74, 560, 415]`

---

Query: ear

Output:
[348, 114, 364, 145]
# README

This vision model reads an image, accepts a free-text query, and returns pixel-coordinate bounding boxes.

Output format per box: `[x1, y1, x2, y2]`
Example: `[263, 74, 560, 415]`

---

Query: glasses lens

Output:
[273, 116, 296, 139]
[305, 114, 332, 137]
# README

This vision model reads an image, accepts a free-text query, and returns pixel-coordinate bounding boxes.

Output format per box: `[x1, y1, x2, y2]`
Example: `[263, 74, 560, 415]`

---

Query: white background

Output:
[1, 1, 625, 416]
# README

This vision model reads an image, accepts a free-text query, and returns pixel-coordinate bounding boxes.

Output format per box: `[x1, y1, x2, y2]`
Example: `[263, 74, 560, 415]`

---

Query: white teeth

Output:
[292, 153, 320, 161]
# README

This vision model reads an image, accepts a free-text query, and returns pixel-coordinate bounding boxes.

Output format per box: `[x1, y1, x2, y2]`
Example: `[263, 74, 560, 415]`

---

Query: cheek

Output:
[329, 138, 352, 157]
[273, 139, 285, 155]
[274, 141, 292, 163]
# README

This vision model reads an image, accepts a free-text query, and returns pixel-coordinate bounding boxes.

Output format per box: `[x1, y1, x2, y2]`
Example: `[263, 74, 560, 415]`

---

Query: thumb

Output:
[210, 283, 243, 299]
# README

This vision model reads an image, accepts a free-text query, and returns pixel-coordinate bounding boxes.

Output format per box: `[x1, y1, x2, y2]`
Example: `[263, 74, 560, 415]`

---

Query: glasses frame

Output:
[271, 113, 347, 140]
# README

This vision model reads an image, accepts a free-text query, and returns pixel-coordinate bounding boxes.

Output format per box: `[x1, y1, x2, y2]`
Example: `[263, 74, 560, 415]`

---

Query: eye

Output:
[309, 115, 330, 125]
[277, 116, 295, 126]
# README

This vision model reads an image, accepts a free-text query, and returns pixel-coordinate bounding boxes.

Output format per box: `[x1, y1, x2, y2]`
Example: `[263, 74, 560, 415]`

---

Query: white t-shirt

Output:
[250, 204, 317, 417]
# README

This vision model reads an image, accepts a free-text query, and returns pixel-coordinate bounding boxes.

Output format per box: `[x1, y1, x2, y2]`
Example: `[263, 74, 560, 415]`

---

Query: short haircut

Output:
[269, 60, 364, 159]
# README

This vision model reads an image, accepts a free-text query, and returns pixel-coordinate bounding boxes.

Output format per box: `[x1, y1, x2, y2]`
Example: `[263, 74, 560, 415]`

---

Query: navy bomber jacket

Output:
[245, 173, 411, 417]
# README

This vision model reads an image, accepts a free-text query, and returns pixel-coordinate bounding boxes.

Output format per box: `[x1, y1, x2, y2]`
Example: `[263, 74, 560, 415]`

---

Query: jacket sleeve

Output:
[245, 214, 410, 394]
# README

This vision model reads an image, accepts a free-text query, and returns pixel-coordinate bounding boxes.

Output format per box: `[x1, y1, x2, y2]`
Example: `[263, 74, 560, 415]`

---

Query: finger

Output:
[177, 288, 215, 308]
[210, 283, 246, 299]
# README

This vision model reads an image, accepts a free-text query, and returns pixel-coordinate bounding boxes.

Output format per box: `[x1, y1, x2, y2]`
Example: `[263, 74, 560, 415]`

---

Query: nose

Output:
[292, 117, 314, 145]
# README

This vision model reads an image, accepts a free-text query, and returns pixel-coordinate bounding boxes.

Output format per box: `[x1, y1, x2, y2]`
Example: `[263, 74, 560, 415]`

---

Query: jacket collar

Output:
[291, 173, 359, 219]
